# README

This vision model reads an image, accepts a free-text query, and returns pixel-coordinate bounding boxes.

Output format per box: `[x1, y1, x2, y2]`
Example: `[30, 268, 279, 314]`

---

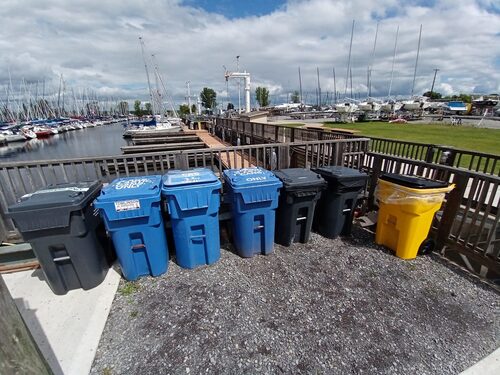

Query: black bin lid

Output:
[379, 173, 449, 189]
[9, 181, 102, 212]
[312, 166, 368, 183]
[273, 168, 326, 191]
[8, 181, 102, 233]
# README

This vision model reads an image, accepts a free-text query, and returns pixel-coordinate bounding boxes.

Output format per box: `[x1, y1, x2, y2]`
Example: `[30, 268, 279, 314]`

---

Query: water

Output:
[0, 123, 129, 162]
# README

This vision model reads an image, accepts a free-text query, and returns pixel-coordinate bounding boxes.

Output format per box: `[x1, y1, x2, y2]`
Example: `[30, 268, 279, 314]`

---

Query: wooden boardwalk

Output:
[194, 130, 255, 169]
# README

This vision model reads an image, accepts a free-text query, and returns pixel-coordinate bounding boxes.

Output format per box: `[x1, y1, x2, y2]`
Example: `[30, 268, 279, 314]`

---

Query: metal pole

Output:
[410, 24, 423, 97]
[430, 68, 439, 98]
[368, 21, 379, 98]
[344, 19, 355, 96]
[317, 67, 321, 107]
[333, 67, 337, 104]
[388, 26, 399, 98]
[237, 55, 241, 114]
[139, 37, 155, 116]
[298, 66, 303, 106]
[186, 81, 192, 114]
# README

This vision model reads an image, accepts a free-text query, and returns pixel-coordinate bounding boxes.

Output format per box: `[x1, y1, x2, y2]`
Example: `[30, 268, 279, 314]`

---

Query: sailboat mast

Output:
[410, 24, 423, 97]
[388, 25, 399, 98]
[139, 36, 156, 116]
[368, 21, 379, 98]
[333, 67, 337, 104]
[316, 67, 321, 107]
[298, 66, 303, 105]
[344, 19, 355, 96]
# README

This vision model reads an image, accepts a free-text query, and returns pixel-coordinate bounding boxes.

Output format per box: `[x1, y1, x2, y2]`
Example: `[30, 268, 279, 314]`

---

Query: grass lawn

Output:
[323, 121, 500, 173]
[323, 121, 500, 155]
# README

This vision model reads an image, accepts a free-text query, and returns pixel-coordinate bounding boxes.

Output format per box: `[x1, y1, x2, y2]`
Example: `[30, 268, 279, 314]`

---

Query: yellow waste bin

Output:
[375, 174, 454, 259]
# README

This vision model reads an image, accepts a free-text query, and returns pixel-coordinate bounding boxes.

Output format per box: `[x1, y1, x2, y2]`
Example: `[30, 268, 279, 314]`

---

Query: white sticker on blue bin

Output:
[179, 171, 202, 183]
[115, 178, 154, 190]
[114, 199, 141, 212]
[235, 168, 264, 176]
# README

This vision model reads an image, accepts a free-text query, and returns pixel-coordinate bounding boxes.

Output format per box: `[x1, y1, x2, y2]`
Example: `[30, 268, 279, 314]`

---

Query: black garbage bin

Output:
[273, 168, 326, 246]
[312, 166, 368, 238]
[8, 181, 111, 295]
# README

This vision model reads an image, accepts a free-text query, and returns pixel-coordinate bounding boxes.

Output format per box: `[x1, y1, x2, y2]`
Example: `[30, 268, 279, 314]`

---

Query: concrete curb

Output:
[461, 347, 500, 374]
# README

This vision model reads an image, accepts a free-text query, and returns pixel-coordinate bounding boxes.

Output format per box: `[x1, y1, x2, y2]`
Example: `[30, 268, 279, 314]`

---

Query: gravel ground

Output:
[91, 227, 499, 375]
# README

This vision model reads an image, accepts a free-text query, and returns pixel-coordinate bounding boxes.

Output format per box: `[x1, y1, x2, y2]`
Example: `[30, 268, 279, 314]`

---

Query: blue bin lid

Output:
[97, 175, 162, 202]
[223, 167, 281, 188]
[162, 168, 218, 188]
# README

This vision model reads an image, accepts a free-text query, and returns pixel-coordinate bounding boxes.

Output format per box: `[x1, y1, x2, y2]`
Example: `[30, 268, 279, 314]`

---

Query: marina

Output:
[1, 1, 500, 374]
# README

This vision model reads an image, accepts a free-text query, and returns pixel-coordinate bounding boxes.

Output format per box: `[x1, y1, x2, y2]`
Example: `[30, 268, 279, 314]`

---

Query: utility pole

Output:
[430, 68, 439, 98]
[236, 55, 241, 114]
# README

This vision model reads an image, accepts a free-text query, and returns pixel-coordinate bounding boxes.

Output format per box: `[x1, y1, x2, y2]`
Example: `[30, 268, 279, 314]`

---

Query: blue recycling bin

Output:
[162, 168, 222, 269]
[223, 167, 282, 258]
[94, 175, 169, 281]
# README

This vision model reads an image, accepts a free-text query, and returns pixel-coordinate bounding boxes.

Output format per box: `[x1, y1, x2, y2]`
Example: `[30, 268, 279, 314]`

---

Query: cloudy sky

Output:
[1, 0, 499, 107]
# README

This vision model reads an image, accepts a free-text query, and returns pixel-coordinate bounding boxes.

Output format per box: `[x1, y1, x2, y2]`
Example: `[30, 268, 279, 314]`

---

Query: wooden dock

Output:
[132, 135, 200, 145]
[121, 142, 206, 154]
[194, 130, 255, 169]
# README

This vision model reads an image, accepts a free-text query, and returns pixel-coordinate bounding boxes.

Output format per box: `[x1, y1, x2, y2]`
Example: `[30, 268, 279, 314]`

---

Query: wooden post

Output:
[435, 172, 468, 251]
[0, 274, 52, 375]
[274, 126, 279, 143]
[278, 145, 291, 169]
[368, 154, 383, 210]
[173, 153, 189, 170]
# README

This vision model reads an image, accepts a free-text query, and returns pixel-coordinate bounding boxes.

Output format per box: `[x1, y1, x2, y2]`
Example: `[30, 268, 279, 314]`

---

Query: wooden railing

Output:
[213, 118, 359, 145]
[363, 152, 500, 277]
[0, 138, 369, 240]
[215, 118, 500, 176]
[368, 137, 500, 176]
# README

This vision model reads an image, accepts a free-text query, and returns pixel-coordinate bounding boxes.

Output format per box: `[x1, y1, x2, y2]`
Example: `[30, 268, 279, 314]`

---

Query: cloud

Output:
[0, 0, 498, 107]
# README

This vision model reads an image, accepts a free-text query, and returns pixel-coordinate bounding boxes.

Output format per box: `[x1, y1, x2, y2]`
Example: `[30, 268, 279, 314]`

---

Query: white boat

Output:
[1, 130, 27, 143]
[21, 127, 37, 139]
[380, 101, 403, 113]
[402, 100, 422, 111]
[358, 101, 382, 112]
[335, 102, 358, 113]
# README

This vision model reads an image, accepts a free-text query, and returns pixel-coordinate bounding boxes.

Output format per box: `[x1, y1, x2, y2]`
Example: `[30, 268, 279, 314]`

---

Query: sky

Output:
[1, 0, 499, 107]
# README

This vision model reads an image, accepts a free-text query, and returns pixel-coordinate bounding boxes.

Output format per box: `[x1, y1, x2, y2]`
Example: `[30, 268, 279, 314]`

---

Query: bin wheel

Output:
[418, 238, 435, 255]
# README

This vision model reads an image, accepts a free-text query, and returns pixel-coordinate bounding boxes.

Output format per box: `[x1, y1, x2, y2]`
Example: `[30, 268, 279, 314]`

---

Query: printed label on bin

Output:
[114, 199, 141, 212]
[163, 169, 219, 187]
[178, 171, 202, 183]
[115, 178, 155, 190]
[224, 168, 279, 186]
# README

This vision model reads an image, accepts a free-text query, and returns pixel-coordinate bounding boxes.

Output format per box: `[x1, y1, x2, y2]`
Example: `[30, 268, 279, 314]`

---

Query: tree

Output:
[178, 104, 190, 116]
[134, 100, 142, 117]
[291, 90, 300, 103]
[144, 102, 153, 115]
[191, 104, 197, 114]
[423, 91, 442, 99]
[118, 101, 129, 116]
[227, 102, 234, 110]
[200, 87, 217, 109]
[255, 87, 270, 107]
